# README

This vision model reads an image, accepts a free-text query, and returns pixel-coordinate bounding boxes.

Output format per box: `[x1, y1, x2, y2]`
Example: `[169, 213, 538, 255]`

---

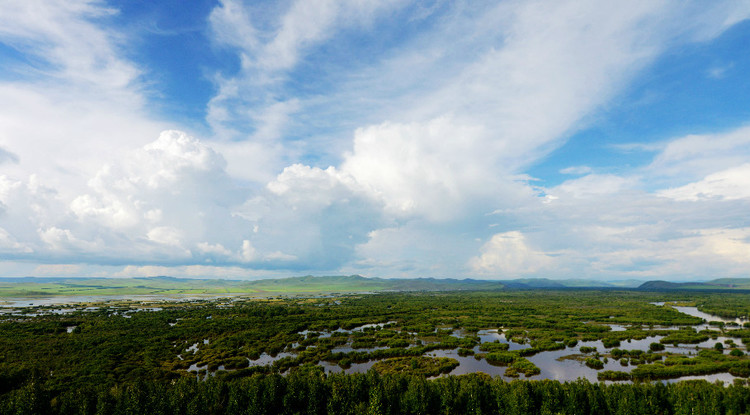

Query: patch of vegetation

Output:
[1, 289, 750, 413]
[371, 356, 459, 376]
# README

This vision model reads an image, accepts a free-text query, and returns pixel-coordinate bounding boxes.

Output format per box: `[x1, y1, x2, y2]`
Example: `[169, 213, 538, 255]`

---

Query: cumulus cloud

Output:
[39, 226, 99, 252]
[0, 173, 70, 258]
[583, 227, 750, 279]
[242, 163, 387, 269]
[0, 0, 166, 201]
[0, 227, 32, 254]
[70, 130, 239, 234]
[1, 128, 386, 270]
[205, 0, 750, 235]
[0, 131, 245, 265]
[489, 161, 750, 280]
[349, 223, 487, 278]
[340, 118, 500, 221]
[196, 242, 233, 258]
[469, 232, 552, 276]
[1, 0, 750, 280]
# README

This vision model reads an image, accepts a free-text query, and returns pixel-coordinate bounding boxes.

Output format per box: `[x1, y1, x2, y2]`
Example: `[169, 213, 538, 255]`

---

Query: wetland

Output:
[4, 289, 750, 413]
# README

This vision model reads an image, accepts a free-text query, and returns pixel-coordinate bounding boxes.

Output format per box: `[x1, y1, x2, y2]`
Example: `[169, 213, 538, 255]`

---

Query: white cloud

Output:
[240, 240, 257, 262]
[583, 228, 750, 279]
[0, 129, 385, 269]
[33, 264, 82, 276]
[264, 251, 297, 261]
[340, 117, 501, 221]
[0, 0, 139, 91]
[554, 174, 638, 198]
[0, 84, 165, 197]
[0, 227, 32, 253]
[559, 166, 592, 175]
[38, 226, 99, 252]
[469, 231, 552, 276]
[70, 131, 237, 235]
[197, 242, 233, 258]
[0, 0, 166, 201]
[241, 162, 387, 269]
[0, 173, 70, 256]
[659, 163, 750, 201]
[207, 0, 260, 55]
[1, 0, 750, 281]
[708, 63, 732, 79]
[490, 178, 750, 280]
[210, 0, 403, 73]
[700, 228, 750, 265]
[648, 126, 750, 182]
[0, 130, 251, 265]
[147, 227, 183, 247]
[207, 0, 750, 233]
[349, 224, 482, 278]
[112, 264, 289, 279]
[205, 0, 408, 181]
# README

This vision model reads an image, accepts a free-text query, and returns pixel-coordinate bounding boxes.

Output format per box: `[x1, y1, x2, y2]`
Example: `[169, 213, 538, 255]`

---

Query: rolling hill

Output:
[638, 278, 750, 291]
[0, 274, 700, 299]
[0, 275, 508, 298]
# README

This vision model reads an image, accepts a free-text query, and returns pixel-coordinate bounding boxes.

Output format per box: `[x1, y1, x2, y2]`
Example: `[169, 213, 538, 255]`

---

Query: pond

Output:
[12, 296, 744, 384]
[226, 305, 750, 384]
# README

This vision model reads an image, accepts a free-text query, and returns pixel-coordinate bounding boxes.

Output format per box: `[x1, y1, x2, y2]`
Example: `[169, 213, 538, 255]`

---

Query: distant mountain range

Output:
[638, 278, 750, 291]
[498, 278, 642, 289]
[1, 275, 747, 298]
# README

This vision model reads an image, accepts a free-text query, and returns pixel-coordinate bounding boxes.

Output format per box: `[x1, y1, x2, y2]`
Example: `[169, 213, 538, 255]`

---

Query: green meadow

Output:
[0, 275, 507, 298]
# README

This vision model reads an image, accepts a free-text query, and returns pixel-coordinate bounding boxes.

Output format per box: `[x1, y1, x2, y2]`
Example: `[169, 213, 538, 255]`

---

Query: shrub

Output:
[649, 342, 665, 352]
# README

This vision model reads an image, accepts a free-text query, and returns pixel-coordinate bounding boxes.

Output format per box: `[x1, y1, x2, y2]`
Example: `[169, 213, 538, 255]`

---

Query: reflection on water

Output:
[186, 342, 201, 354]
[297, 321, 398, 340]
[663, 373, 738, 384]
[476, 329, 530, 351]
[672, 306, 749, 326]
[652, 303, 749, 326]
[526, 343, 630, 383]
[352, 321, 397, 331]
[330, 345, 389, 353]
[320, 360, 376, 374]
[608, 324, 628, 332]
[188, 363, 226, 381]
[8, 295, 747, 384]
[427, 349, 508, 378]
[200, 305, 749, 384]
[248, 352, 295, 367]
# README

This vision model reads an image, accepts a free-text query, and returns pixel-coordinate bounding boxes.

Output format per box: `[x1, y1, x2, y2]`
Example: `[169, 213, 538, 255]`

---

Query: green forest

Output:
[2, 290, 750, 414]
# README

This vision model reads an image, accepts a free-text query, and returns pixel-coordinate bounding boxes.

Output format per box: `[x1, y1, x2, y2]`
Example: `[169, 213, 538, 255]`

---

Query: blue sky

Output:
[1, 0, 750, 281]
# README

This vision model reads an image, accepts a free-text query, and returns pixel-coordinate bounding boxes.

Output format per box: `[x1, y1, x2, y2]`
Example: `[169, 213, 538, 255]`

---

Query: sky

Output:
[0, 0, 749, 281]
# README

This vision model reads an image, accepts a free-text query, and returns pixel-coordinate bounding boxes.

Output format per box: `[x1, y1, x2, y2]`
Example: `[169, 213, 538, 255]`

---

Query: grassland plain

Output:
[3, 275, 749, 299]
[0, 275, 509, 298]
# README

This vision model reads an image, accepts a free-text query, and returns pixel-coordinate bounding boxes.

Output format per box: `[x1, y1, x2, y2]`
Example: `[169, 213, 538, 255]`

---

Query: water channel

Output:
[228, 304, 749, 384]
[4, 297, 746, 383]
